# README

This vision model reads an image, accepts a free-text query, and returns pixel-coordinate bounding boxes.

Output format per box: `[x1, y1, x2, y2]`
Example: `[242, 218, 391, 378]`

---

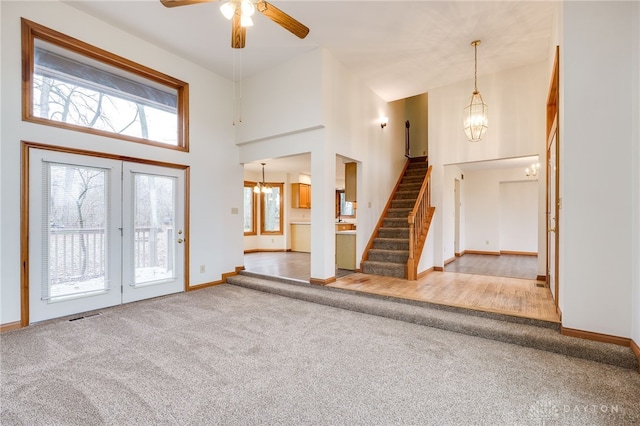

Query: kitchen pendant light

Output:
[253, 163, 272, 194]
[463, 40, 488, 142]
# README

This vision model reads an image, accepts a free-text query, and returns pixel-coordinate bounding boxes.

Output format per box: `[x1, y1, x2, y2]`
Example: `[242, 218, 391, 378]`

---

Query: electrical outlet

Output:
[485, 240, 489, 245]
[200, 265, 205, 273]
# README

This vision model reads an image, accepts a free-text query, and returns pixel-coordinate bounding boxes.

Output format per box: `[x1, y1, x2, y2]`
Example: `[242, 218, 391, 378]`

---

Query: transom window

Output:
[22, 18, 189, 151]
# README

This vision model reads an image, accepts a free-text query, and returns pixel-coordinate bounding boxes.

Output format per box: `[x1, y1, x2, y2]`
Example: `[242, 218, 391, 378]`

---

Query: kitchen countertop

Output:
[336, 230, 356, 235]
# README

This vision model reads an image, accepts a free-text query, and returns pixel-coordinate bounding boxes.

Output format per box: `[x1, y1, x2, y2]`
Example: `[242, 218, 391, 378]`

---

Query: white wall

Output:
[322, 50, 407, 274]
[499, 181, 538, 253]
[430, 62, 547, 166]
[560, 1, 637, 337]
[442, 165, 464, 262]
[464, 170, 501, 253]
[235, 49, 323, 144]
[0, 1, 241, 324]
[405, 93, 429, 158]
[429, 62, 547, 266]
[238, 48, 405, 280]
[633, 0, 640, 348]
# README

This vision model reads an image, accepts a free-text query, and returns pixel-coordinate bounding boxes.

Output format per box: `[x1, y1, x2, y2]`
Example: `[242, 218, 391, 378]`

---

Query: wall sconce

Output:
[380, 117, 388, 128]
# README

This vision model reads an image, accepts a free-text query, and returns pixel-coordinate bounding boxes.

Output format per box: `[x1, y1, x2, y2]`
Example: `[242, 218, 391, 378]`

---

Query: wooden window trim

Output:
[21, 18, 189, 151]
[260, 183, 284, 235]
[244, 181, 257, 236]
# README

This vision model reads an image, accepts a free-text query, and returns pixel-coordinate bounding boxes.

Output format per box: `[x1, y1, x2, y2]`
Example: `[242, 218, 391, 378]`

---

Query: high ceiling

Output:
[65, 0, 558, 102]
[64, 0, 557, 174]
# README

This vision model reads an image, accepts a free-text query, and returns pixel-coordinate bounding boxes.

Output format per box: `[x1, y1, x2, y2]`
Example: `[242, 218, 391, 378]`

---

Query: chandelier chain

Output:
[474, 42, 478, 92]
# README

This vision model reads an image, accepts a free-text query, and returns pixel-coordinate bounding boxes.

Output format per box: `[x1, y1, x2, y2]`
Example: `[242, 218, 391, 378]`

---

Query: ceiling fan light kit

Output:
[161, 0, 309, 49]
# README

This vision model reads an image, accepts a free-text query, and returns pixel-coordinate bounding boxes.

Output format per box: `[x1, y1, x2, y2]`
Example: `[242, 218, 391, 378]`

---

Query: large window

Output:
[261, 183, 283, 234]
[22, 18, 189, 151]
[243, 181, 257, 235]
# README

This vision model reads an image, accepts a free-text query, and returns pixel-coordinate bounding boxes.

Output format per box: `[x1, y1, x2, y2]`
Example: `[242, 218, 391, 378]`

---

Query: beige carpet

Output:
[2, 284, 640, 425]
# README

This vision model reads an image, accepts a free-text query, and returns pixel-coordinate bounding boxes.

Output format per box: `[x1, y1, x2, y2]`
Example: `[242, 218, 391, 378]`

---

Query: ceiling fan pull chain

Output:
[238, 49, 243, 123]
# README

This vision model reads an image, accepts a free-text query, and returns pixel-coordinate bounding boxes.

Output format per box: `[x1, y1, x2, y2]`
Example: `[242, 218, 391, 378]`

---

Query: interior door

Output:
[29, 150, 123, 323]
[28, 149, 185, 323]
[121, 163, 185, 303]
[547, 129, 558, 302]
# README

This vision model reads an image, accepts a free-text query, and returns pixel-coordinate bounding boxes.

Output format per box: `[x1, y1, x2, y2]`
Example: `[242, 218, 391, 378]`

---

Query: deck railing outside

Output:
[48, 226, 171, 284]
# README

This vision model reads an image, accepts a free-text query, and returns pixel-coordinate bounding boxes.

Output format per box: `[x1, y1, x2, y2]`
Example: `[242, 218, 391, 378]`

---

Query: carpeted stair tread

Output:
[390, 199, 415, 209]
[367, 248, 409, 263]
[378, 228, 409, 239]
[382, 218, 409, 228]
[386, 208, 412, 218]
[393, 191, 419, 200]
[361, 260, 406, 278]
[226, 273, 638, 370]
[398, 182, 423, 191]
[373, 237, 409, 250]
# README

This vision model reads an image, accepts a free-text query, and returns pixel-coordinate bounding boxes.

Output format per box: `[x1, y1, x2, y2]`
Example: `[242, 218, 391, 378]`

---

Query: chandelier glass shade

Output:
[220, 0, 256, 27]
[463, 40, 488, 142]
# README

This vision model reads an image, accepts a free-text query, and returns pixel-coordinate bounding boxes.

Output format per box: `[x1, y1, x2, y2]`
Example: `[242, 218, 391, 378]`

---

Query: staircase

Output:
[361, 157, 434, 279]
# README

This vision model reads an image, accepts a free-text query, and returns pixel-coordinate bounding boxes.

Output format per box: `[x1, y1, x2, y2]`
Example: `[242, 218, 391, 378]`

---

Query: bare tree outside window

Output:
[261, 184, 283, 234]
[22, 19, 188, 150]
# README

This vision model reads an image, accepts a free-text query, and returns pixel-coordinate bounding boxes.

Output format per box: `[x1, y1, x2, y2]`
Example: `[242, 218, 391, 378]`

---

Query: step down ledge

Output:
[226, 273, 638, 371]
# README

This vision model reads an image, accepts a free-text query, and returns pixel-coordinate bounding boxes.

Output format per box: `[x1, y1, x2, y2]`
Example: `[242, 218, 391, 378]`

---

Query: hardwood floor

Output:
[242, 252, 560, 323]
[444, 253, 538, 280]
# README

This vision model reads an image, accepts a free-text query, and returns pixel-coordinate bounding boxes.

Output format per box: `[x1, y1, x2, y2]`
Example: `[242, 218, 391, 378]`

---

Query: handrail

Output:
[407, 165, 433, 280]
[360, 159, 412, 264]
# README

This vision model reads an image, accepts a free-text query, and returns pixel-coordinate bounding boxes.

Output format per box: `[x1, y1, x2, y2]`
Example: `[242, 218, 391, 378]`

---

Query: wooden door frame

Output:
[546, 46, 560, 313]
[20, 141, 190, 327]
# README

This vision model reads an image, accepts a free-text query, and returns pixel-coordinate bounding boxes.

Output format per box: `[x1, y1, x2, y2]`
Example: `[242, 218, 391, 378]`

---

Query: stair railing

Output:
[407, 165, 434, 280]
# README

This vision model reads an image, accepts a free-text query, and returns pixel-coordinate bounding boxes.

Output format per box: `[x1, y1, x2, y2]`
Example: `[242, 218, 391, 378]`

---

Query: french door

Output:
[28, 149, 185, 323]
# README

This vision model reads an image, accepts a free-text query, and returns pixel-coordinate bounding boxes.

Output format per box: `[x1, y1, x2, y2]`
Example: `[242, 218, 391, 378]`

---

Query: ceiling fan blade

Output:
[232, 12, 246, 48]
[160, 0, 218, 8]
[257, 1, 309, 39]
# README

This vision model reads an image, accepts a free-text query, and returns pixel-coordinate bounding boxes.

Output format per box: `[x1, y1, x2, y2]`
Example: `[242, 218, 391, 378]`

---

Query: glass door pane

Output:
[122, 163, 184, 304]
[29, 149, 122, 323]
[46, 163, 110, 300]
[132, 173, 176, 286]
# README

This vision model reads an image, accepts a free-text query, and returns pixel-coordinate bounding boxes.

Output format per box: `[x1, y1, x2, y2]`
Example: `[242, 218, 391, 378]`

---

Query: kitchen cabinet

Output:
[336, 223, 355, 231]
[345, 162, 357, 202]
[291, 183, 311, 209]
[290, 223, 311, 252]
[336, 231, 356, 270]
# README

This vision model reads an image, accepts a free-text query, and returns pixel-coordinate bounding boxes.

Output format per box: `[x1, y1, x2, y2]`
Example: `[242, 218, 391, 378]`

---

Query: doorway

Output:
[26, 147, 186, 323]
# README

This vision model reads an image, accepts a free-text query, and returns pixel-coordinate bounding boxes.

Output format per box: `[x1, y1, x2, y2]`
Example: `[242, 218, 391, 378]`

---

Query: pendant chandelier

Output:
[463, 40, 488, 142]
[253, 163, 272, 194]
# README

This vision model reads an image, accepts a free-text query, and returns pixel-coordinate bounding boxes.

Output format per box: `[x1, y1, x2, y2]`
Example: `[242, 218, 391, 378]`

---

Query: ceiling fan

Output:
[160, 0, 310, 49]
